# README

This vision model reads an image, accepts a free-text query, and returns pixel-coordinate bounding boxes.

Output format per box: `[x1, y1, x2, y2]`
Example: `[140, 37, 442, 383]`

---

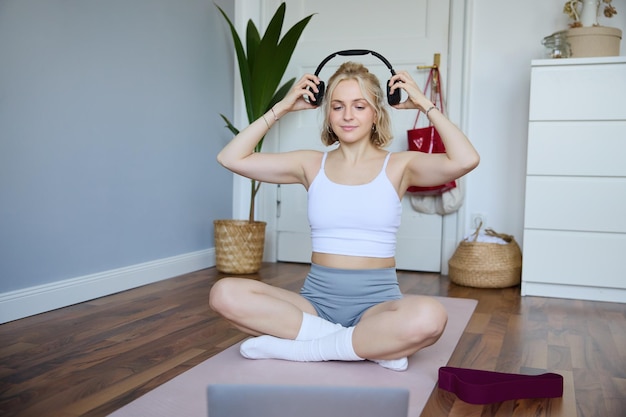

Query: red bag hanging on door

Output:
[406, 67, 457, 195]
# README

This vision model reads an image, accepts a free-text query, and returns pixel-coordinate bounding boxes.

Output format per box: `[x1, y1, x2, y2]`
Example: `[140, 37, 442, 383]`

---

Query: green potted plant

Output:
[214, 3, 314, 274]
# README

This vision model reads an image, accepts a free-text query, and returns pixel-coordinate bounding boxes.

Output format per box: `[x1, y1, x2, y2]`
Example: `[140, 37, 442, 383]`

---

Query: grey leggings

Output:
[299, 263, 403, 327]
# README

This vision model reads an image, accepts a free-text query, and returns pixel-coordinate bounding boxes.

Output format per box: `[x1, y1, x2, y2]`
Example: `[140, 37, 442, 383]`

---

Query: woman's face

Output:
[328, 79, 377, 144]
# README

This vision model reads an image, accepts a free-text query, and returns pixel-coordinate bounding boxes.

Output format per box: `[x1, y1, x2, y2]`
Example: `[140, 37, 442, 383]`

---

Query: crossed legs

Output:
[209, 277, 448, 371]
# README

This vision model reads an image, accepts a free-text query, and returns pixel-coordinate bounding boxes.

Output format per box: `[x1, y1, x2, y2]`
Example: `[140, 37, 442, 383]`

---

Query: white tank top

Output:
[308, 152, 402, 258]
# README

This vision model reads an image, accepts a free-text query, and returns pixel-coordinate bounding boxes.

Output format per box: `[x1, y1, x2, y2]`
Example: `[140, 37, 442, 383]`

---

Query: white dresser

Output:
[521, 56, 626, 303]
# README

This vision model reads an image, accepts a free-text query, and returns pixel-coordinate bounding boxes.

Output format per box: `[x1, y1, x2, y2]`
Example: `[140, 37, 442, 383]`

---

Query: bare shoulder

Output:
[389, 151, 415, 164]
[387, 150, 419, 173]
[291, 149, 323, 168]
[291, 149, 324, 187]
[390, 150, 430, 168]
[387, 151, 425, 190]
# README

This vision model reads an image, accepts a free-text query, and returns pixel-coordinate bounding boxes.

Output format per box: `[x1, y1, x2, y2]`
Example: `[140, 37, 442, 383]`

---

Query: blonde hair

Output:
[320, 62, 393, 148]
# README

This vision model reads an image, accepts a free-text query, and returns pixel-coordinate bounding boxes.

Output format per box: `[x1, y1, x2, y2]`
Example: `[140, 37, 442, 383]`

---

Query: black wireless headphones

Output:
[310, 49, 401, 107]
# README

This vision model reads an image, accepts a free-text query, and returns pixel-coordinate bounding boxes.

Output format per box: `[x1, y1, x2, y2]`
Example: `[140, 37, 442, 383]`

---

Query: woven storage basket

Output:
[214, 220, 266, 274]
[448, 224, 522, 288]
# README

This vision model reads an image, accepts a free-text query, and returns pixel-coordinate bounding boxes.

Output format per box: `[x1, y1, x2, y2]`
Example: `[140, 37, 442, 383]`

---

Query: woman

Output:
[209, 62, 479, 371]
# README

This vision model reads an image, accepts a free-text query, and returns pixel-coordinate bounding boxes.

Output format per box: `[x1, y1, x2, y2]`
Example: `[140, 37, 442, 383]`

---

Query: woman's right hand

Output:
[273, 74, 321, 117]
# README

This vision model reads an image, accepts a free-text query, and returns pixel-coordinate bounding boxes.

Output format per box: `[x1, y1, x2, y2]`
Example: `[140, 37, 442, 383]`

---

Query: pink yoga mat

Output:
[108, 297, 477, 417]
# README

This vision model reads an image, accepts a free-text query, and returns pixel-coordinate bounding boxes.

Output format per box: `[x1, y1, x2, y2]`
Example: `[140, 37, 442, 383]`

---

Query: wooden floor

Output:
[1, 262, 624, 417]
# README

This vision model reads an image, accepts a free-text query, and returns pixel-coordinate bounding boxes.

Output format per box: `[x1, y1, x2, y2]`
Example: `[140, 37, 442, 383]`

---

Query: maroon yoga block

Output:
[438, 367, 563, 405]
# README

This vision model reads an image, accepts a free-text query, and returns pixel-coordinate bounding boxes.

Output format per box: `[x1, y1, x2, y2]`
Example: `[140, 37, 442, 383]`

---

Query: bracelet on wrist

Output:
[261, 114, 270, 129]
[270, 106, 279, 121]
[425, 106, 437, 117]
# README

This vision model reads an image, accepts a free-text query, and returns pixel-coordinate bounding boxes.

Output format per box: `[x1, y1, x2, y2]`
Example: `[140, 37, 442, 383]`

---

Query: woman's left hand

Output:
[388, 71, 433, 112]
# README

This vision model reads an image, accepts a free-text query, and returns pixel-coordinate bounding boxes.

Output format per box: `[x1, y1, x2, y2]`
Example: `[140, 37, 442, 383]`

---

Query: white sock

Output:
[372, 357, 409, 372]
[296, 312, 344, 341]
[241, 326, 363, 363]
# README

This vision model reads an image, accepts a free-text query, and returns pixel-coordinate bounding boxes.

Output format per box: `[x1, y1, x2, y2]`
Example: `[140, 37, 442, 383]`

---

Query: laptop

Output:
[207, 384, 409, 417]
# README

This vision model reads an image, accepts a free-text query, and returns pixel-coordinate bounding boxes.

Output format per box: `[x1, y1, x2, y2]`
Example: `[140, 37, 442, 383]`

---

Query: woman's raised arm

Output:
[217, 74, 321, 185]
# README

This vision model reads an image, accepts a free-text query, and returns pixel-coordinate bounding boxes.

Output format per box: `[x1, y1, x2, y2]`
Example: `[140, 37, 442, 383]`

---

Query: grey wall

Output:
[0, 0, 234, 293]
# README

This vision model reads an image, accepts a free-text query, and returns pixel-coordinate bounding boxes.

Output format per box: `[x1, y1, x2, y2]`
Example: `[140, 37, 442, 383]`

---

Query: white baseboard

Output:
[0, 248, 216, 324]
[521, 282, 626, 304]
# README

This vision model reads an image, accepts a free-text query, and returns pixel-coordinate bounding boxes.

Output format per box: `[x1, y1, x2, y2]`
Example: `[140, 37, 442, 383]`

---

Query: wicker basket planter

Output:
[213, 220, 266, 274]
[448, 225, 522, 289]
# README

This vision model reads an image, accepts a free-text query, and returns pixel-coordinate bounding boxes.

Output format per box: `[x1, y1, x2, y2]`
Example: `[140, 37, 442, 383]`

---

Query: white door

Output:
[260, 0, 455, 271]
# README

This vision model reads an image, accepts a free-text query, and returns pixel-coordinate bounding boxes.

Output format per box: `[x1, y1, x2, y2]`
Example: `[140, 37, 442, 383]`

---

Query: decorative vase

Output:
[579, 0, 599, 26]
